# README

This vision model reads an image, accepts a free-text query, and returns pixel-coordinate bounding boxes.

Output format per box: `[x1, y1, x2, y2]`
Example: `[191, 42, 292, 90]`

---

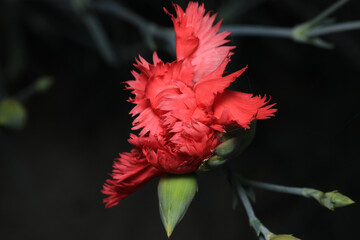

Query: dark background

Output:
[0, 0, 359, 239]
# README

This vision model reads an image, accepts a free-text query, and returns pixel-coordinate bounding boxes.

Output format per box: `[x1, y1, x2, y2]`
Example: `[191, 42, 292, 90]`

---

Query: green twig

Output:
[226, 165, 272, 239]
[238, 175, 354, 211]
[238, 176, 303, 196]
[89, 1, 175, 52]
[15, 77, 54, 102]
[72, 0, 117, 65]
[308, 21, 360, 36]
[311, 0, 348, 24]
[222, 25, 292, 38]
[89, 0, 359, 51]
[82, 14, 117, 65]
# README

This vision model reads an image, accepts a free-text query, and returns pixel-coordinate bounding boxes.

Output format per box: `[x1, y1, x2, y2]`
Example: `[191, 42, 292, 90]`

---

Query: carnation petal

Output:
[132, 106, 163, 136]
[102, 149, 162, 208]
[195, 65, 247, 108]
[213, 90, 277, 128]
[167, 2, 234, 82]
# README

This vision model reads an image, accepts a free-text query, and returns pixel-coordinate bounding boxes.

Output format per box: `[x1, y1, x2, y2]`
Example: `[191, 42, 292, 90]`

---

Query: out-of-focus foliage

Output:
[0, 99, 26, 129]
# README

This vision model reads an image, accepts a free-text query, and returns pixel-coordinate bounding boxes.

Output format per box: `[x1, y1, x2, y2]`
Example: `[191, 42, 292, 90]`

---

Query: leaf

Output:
[0, 98, 27, 129]
[269, 234, 301, 240]
[158, 173, 197, 238]
[244, 186, 256, 203]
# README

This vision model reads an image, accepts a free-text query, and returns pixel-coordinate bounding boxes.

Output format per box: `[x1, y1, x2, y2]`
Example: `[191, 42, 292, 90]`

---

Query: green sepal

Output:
[158, 173, 198, 238]
[0, 98, 27, 129]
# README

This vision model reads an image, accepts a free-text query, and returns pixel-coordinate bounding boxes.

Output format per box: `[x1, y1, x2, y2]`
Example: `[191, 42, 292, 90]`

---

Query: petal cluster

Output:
[102, 2, 276, 208]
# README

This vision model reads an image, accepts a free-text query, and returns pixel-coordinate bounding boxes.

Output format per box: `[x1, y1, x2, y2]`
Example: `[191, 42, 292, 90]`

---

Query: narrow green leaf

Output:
[269, 234, 301, 240]
[244, 186, 256, 203]
[158, 173, 197, 238]
[0, 98, 26, 129]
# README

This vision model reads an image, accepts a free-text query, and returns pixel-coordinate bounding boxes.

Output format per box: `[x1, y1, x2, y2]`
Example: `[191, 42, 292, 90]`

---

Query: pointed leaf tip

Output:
[269, 234, 301, 240]
[158, 173, 197, 237]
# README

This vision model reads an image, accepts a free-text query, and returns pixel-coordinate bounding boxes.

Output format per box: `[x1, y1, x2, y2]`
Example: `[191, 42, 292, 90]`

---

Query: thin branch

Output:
[226, 165, 271, 239]
[238, 176, 304, 196]
[0, 73, 7, 100]
[223, 25, 292, 38]
[236, 179, 257, 219]
[308, 21, 360, 37]
[88, 0, 359, 51]
[225, 20, 360, 39]
[311, 0, 348, 24]
[89, 1, 175, 51]
[73, 1, 117, 65]
[90, 1, 148, 31]
[15, 77, 54, 102]
[238, 175, 354, 211]
[81, 13, 117, 65]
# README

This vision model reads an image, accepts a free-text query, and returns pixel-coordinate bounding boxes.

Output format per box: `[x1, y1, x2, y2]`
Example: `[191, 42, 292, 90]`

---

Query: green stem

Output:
[223, 25, 292, 38]
[311, 0, 348, 24]
[15, 85, 37, 102]
[81, 13, 117, 65]
[89, 0, 358, 50]
[89, 1, 175, 50]
[73, 1, 117, 65]
[227, 165, 272, 239]
[236, 180, 256, 219]
[308, 21, 360, 36]
[239, 176, 304, 196]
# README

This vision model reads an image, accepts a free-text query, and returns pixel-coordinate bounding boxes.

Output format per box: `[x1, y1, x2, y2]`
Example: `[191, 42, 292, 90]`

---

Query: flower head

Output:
[102, 2, 276, 208]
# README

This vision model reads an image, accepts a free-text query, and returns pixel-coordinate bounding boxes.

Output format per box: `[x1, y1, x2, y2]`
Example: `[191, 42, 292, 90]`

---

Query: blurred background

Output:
[0, 0, 359, 239]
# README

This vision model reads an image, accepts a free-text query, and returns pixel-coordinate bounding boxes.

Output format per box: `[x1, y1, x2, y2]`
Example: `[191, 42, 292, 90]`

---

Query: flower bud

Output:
[197, 155, 227, 171]
[214, 138, 237, 157]
[302, 188, 354, 210]
[324, 191, 354, 208]
[206, 155, 227, 167]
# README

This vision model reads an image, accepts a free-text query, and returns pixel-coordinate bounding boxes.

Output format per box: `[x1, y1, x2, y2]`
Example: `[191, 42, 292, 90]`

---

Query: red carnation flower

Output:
[102, 2, 276, 208]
